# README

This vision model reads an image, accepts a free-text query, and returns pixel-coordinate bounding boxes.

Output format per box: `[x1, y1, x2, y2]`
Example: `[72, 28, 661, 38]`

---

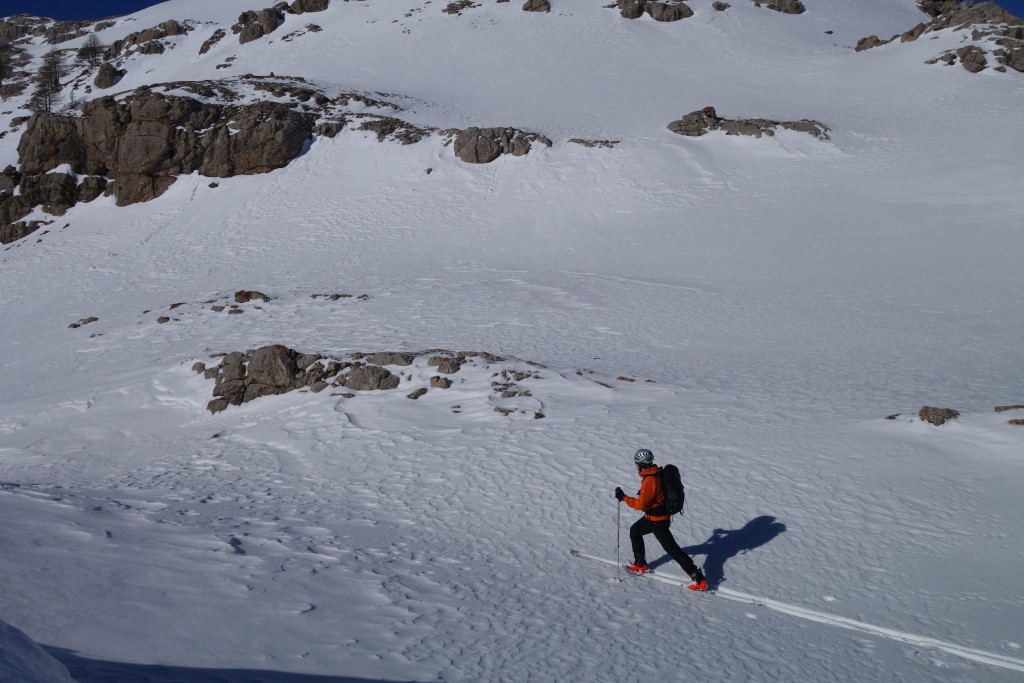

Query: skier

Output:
[615, 448, 708, 591]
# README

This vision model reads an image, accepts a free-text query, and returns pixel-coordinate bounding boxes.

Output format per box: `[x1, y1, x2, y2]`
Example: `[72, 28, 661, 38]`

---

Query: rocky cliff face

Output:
[857, 1, 1024, 73]
[0, 74, 557, 244]
[16, 89, 317, 207]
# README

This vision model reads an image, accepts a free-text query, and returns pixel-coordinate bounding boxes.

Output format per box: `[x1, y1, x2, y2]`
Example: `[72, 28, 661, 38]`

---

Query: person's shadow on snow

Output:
[650, 515, 786, 588]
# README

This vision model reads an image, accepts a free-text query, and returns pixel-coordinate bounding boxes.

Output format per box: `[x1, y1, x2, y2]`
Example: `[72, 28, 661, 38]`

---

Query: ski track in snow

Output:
[572, 550, 1024, 674]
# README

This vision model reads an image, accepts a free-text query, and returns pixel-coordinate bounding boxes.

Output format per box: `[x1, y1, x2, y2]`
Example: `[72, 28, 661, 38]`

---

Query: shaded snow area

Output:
[1, 0, 1023, 681]
[0, 620, 73, 683]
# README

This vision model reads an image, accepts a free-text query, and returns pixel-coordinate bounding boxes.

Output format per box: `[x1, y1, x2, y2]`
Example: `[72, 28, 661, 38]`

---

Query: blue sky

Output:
[2, 0, 1023, 21]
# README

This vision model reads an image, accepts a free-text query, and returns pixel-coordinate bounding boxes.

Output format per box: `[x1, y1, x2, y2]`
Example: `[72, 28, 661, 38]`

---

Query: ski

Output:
[570, 549, 710, 591]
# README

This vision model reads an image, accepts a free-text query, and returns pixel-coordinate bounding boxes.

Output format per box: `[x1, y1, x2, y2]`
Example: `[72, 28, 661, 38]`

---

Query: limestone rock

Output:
[13, 90, 316, 209]
[617, 0, 646, 19]
[342, 365, 401, 391]
[199, 29, 226, 55]
[856, 35, 884, 52]
[957, 45, 987, 72]
[668, 108, 828, 139]
[248, 345, 299, 386]
[756, 0, 804, 14]
[646, 2, 693, 21]
[94, 62, 126, 89]
[289, 0, 330, 13]
[233, 8, 285, 44]
[918, 406, 960, 426]
[366, 352, 415, 366]
[452, 127, 552, 163]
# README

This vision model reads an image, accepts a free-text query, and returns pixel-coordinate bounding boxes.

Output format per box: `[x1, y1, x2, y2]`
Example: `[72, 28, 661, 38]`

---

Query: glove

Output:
[614, 487, 625, 501]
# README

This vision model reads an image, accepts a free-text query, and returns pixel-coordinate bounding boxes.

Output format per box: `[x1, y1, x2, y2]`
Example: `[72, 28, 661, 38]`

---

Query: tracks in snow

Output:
[571, 550, 1024, 673]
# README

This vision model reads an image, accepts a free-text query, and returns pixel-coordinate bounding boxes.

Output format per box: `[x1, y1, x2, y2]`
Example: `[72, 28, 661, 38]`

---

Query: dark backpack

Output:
[659, 464, 685, 516]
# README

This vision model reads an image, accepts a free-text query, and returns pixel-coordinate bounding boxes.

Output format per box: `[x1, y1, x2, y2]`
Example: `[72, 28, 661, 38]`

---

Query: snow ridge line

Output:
[570, 550, 1024, 673]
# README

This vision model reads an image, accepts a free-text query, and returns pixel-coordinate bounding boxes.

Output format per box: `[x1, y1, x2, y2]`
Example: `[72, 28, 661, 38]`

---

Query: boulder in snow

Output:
[918, 406, 960, 426]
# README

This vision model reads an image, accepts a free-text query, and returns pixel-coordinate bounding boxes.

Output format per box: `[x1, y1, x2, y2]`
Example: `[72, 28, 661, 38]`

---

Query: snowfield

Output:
[1, 0, 1023, 681]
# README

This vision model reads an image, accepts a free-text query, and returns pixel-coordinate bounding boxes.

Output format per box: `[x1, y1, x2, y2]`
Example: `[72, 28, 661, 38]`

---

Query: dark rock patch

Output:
[341, 365, 401, 391]
[68, 316, 98, 328]
[994, 404, 1024, 412]
[667, 107, 829, 139]
[199, 28, 227, 55]
[367, 352, 415, 366]
[616, 0, 693, 20]
[442, 1, 480, 14]
[452, 127, 552, 163]
[233, 8, 285, 45]
[754, 0, 805, 14]
[568, 138, 620, 148]
[859, 0, 1022, 71]
[407, 388, 428, 400]
[93, 62, 126, 89]
[235, 289, 270, 303]
[957, 45, 988, 71]
[522, 0, 552, 12]
[12, 89, 316, 210]
[105, 21, 190, 61]
[919, 406, 960, 426]
[288, 0, 330, 13]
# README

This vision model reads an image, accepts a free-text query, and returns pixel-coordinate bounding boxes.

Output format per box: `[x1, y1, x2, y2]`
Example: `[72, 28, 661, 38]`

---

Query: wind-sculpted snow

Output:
[0, 0, 1023, 681]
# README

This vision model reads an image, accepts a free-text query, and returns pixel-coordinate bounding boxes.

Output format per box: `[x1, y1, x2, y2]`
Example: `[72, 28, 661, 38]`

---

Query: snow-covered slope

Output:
[1, 1, 1023, 681]
[0, 619, 73, 683]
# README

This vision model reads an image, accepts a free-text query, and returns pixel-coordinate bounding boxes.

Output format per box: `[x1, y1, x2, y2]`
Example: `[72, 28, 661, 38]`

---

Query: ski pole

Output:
[616, 498, 621, 582]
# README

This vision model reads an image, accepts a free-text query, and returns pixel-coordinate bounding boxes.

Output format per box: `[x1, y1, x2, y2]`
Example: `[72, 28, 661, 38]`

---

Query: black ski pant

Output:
[630, 517, 701, 578]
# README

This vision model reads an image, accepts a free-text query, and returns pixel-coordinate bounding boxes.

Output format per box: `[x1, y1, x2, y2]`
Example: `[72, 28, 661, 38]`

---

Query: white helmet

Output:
[634, 449, 654, 466]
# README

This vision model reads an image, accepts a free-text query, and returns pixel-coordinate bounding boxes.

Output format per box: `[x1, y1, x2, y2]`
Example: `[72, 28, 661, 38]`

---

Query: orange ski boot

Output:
[626, 562, 649, 575]
[687, 570, 708, 591]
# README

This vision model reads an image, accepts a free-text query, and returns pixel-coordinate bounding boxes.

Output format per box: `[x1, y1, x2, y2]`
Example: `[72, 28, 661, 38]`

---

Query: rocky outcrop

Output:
[858, 1, 1023, 73]
[203, 346, 523, 412]
[199, 28, 226, 55]
[0, 166, 109, 244]
[13, 89, 316, 208]
[522, 0, 551, 12]
[452, 127, 552, 163]
[443, 1, 480, 14]
[956, 45, 988, 72]
[288, 0, 330, 13]
[104, 21, 189, 60]
[233, 7, 286, 44]
[753, 0, 805, 14]
[667, 107, 829, 139]
[646, 2, 693, 21]
[616, 0, 693, 21]
[919, 406, 960, 426]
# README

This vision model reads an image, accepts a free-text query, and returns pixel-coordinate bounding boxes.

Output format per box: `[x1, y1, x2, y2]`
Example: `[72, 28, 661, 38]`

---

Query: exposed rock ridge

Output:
[203, 344, 518, 414]
[857, 1, 1024, 73]
[233, 0, 330, 44]
[2, 76, 555, 243]
[667, 107, 829, 139]
[616, 0, 694, 22]
[451, 127, 553, 163]
[104, 20, 190, 61]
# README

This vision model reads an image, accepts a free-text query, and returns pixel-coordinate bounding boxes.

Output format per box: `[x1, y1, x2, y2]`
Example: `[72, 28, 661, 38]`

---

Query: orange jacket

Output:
[624, 465, 669, 521]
